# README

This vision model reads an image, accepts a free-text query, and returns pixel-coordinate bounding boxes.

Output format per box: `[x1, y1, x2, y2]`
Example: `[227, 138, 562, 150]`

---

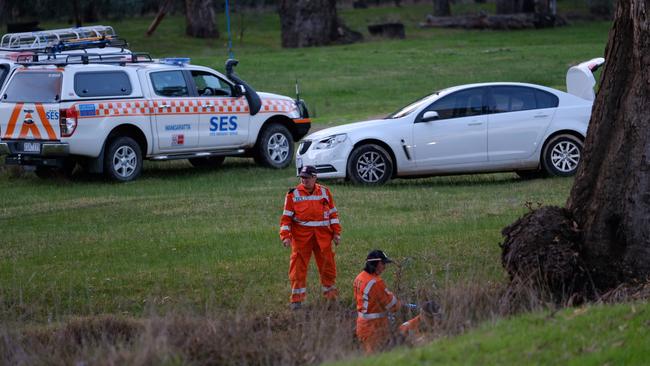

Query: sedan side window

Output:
[424, 88, 487, 120]
[191, 71, 233, 97]
[490, 86, 541, 113]
[151, 71, 189, 97]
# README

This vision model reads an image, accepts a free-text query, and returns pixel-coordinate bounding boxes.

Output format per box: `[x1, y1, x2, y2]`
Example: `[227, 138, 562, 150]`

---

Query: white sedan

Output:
[296, 58, 604, 185]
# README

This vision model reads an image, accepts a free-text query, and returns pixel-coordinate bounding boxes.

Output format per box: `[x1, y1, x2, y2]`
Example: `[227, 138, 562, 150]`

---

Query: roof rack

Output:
[0, 25, 123, 52]
[15, 52, 154, 66]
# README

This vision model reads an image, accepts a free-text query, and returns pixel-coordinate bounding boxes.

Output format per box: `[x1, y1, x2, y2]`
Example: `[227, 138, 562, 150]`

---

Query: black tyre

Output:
[542, 135, 583, 177]
[254, 123, 294, 169]
[347, 144, 393, 185]
[104, 136, 142, 182]
[188, 156, 226, 168]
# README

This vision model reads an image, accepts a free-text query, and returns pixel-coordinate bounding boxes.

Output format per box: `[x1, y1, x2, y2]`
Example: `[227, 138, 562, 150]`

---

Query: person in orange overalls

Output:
[280, 165, 341, 310]
[353, 249, 401, 353]
[398, 300, 442, 345]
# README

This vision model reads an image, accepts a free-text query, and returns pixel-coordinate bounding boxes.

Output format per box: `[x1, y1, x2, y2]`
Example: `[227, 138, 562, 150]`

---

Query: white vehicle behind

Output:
[296, 58, 604, 185]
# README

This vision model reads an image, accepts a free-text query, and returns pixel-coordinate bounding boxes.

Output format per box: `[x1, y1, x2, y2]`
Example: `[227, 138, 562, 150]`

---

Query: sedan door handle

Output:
[467, 122, 483, 126]
[534, 114, 549, 118]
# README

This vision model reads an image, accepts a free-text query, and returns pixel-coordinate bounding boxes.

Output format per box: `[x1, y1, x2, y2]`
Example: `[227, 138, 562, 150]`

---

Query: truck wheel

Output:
[188, 156, 225, 168]
[104, 136, 142, 182]
[254, 123, 294, 169]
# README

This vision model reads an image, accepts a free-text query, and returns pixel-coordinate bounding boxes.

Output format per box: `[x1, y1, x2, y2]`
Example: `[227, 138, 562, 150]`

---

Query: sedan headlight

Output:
[313, 134, 347, 150]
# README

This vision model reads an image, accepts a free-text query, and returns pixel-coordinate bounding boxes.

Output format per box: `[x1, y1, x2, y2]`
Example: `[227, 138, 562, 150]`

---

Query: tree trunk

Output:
[501, 0, 650, 301]
[433, 0, 451, 17]
[185, 0, 218, 38]
[278, 0, 362, 48]
[566, 0, 650, 288]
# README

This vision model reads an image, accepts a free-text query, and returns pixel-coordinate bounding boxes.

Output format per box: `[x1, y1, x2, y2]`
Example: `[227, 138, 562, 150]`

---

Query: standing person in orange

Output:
[280, 165, 342, 310]
[353, 250, 401, 353]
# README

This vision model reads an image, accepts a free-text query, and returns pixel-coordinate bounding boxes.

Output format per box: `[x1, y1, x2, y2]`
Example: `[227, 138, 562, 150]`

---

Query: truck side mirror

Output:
[235, 84, 246, 96]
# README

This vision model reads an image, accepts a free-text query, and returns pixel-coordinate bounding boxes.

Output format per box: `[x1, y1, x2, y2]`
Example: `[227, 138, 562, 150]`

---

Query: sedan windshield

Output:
[386, 92, 439, 119]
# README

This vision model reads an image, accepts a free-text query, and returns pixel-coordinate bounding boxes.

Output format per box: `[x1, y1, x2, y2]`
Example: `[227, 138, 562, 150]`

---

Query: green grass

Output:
[0, 160, 573, 320]
[329, 301, 650, 365]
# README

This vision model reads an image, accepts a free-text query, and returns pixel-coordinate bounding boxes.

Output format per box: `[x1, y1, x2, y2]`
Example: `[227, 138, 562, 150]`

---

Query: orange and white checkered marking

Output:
[262, 99, 296, 113]
[72, 97, 291, 119]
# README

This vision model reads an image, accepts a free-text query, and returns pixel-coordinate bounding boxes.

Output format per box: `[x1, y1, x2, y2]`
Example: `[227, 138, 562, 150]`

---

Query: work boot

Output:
[289, 302, 302, 311]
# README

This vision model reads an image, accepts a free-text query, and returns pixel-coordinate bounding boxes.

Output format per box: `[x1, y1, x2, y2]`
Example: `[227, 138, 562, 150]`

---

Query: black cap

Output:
[299, 165, 317, 178]
[366, 249, 392, 264]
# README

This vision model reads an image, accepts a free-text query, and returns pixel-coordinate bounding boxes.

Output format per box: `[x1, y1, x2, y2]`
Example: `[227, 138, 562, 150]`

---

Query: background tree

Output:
[185, 0, 218, 38]
[502, 0, 650, 300]
[278, 0, 361, 48]
[433, 0, 451, 17]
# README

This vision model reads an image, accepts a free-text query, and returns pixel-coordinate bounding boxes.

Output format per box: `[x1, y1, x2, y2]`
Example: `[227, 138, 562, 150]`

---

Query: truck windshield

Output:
[3, 71, 62, 103]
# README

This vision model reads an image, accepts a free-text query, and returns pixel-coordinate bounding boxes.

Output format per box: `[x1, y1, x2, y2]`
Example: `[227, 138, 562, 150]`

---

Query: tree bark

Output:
[185, 0, 218, 38]
[566, 0, 650, 288]
[278, 0, 362, 48]
[433, 0, 451, 17]
[501, 0, 650, 301]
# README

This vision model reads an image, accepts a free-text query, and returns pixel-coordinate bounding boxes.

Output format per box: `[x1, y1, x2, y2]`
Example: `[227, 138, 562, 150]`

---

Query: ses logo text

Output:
[210, 116, 238, 136]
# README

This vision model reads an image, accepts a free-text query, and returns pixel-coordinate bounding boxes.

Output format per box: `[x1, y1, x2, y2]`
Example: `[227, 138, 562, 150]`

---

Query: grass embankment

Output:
[330, 302, 650, 366]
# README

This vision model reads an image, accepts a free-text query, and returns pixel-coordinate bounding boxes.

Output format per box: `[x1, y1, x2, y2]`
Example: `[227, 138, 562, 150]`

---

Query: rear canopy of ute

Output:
[566, 57, 605, 101]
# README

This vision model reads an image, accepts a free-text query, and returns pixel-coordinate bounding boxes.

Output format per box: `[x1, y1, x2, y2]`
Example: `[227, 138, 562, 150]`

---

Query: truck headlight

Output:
[314, 134, 347, 150]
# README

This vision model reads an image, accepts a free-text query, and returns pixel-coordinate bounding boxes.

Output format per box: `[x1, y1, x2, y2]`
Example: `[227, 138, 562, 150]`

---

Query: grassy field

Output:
[330, 301, 650, 366]
[1, 2, 638, 365]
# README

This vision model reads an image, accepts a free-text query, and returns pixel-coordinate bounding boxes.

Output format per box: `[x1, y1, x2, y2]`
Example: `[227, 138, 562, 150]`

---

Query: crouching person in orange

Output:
[398, 301, 442, 345]
[353, 250, 401, 353]
[280, 165, 342, 310]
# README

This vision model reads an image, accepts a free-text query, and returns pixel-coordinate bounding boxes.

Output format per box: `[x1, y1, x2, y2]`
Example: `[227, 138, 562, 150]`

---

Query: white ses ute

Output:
[0, 44, 310, 182]
[296, 58, 603, 185]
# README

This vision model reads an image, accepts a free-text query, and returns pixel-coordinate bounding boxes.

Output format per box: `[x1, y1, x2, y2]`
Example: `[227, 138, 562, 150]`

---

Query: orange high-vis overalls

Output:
[280, 183, 341, 303]
[353, 270, 401, 353]
[398, 314, 422, 338]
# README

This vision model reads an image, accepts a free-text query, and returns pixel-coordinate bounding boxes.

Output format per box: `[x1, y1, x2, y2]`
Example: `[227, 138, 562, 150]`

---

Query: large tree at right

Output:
[501, 0, 650, 300]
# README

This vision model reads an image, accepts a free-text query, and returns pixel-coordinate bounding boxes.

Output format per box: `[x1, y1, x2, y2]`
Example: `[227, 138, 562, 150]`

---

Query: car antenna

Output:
[295, 79, 301, 101]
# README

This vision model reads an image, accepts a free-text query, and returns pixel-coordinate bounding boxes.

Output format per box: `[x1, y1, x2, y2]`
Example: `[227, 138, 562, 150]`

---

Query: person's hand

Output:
[333, 234, 341, 246]
[282, 238, 292, 248]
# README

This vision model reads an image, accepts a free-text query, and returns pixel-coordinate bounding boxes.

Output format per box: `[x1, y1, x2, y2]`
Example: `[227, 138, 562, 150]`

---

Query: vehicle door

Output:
[487, 85, 557, 161]
[411, 87, 488, 167]
[190, 70, 250, 149]
[149, 70, 199, 151]
[0, 70, 62, 152]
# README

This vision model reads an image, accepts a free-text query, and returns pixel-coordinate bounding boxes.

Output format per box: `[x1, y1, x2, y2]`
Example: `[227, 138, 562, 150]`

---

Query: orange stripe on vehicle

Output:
[35, 103, 57, 140]
[293, 118, 311, 124]
[18, 119, 42, 139]
[3, 102, 23, 139]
